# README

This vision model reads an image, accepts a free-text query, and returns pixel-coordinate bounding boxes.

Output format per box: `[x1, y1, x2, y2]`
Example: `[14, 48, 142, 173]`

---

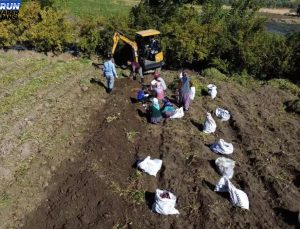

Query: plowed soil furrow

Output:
[22, 73, 300, 229]
[0, 52, 299, 229]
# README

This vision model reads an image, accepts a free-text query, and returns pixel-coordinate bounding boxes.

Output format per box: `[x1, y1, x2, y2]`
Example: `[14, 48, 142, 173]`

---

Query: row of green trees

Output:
[0, 0, 299, 83]
[131, 0, 299, 82]
[220, 0, 300, 8]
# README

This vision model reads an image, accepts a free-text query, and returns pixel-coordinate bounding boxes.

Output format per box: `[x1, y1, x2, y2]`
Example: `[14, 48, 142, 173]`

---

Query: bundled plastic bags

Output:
[215, 108, 230, 122]
[207, 84, 217, 99]
[214, 176, 229, 192]
[210, 139, 234, 155]
[228, 181, 250, 210]
[203, 112, 217, 134]
[170, 107, 184, 119]
[215, 177, 249, 210]
[152, 189, 180, 215]
[137, 156, 162, 177]
[190, 87, 196, 100]
[215, 157, 235, 179]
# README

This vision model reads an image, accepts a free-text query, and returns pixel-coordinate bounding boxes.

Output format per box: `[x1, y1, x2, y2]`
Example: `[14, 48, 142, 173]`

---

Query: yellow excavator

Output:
[112, 29, 164, 72]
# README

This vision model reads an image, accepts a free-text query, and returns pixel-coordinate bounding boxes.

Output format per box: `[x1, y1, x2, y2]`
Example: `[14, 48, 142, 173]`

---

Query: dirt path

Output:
[22, 73, 300, 229]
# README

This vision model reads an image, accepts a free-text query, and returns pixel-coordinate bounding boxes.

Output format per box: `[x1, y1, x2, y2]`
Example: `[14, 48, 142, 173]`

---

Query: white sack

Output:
[203, 112, 217, 134]
[207, 84, 217, 99]
[137, 156, 162, 177]
[152, 189, 180, 215]
[190, 87, 196, 100]
[210, 139, 234, 155]
[214, 176, 229, 192]
[215, 157, 235, 179]
[215, 108, 230, 121]
[179, 72, 183, 79]
[170, 107, 184, 119]
[228, 181, 250, 210]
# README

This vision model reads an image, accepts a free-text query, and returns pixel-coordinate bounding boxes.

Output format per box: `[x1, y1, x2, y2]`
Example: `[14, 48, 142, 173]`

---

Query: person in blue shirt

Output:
[103, 55, 118, 93]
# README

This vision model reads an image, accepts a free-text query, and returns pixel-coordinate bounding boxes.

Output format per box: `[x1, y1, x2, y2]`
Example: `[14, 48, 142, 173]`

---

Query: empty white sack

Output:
[137, 156, 162, 177]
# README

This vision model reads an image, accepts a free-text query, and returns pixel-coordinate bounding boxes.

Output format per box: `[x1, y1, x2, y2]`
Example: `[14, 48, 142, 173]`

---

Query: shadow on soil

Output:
[274, 208, 300, 228]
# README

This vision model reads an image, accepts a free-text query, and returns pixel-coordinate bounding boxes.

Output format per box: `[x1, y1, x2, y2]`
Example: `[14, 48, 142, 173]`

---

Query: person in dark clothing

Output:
[128, 60, 144, 84]
[178, 71, 191, 111]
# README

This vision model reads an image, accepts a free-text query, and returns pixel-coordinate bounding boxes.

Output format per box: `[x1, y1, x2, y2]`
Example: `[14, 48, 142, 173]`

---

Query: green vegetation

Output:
[131, 0, 300, 83]
[284, 99, 300, 114]
[0, 192, 10, 208]
[0, 60, 84, 116]
[220, 0, 300, 8]
[56, 0, 139, 18]
[268, 78, 300, 95]
[0, 0, 299, 84]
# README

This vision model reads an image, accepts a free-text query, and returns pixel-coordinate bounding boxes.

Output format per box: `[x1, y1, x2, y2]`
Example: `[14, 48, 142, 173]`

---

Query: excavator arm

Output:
[112, 32, 139, 63]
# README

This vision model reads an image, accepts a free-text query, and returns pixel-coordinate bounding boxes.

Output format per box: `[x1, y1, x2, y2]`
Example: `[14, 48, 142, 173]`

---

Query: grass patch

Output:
[284, 99, 300, 114]
[14, 163, 31, 181]
[113, 222, 133, 229]
[106, 113, 121, 123]
[0, 192, 10, 208]
[192, 78, 207, 97]
[0, 60, 84, 116]
[57, 0, 139, 18]
[230, 72, 259, 87]
[0, 58, 48, 88]
[126, 131, 139, 143]
[110, 170, 144, 205]
[202, 67, 228, 82]
[268, 79, 300, 95]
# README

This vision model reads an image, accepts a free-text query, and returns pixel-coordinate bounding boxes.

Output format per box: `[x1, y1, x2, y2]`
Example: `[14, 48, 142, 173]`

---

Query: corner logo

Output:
[0, 0, 22, 20]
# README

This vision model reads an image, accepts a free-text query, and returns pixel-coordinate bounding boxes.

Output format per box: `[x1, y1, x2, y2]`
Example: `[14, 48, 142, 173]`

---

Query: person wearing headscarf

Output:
[151, 73, 165, 100]
[161, 98, 175, 118]
[152, 72, 167, 91]
[178, 70, 191, 111]
[149, 94, 162, 124]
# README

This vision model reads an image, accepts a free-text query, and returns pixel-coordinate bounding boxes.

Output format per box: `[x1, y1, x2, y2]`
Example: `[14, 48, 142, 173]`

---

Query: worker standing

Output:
[103, 55, 118, 94]
[128, 60, 144, 84]
[178, 70, 191, 111]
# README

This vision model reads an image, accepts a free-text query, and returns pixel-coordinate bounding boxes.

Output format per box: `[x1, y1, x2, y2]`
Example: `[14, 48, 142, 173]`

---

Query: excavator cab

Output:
[135, 29, 164, 71]
[112, 29, 164, 72]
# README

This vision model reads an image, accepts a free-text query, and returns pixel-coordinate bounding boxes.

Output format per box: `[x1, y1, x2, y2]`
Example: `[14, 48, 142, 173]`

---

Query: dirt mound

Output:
[21, 72, 300, 229]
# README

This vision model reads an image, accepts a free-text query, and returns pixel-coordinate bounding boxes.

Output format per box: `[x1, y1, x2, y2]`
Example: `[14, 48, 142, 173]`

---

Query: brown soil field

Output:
[0, 51, 299, 229]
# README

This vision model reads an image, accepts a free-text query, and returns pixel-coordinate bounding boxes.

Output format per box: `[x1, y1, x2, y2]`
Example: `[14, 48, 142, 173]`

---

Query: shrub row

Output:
[0, 0, 299, 84]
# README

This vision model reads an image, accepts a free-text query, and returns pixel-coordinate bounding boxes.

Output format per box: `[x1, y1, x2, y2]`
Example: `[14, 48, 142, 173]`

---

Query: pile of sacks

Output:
[137, 156, 180, 215]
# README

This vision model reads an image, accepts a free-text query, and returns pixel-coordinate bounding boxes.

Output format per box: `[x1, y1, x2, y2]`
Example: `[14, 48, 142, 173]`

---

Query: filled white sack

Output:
[170, 107, 184, 119]
[210, 139, 234, 155]
[203, 112, 217, 134]
[228, 181, 250, 210]
[190, 87, 196, 100]
[215, 157, 235, 179]
[179, 72, 183, 79]
[152, 189, 180, 215]
[137, 156, 162, 177]
[214, 176, 229, 192]
[215, 108, 230, 121]
[207, 84, 217, 99]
